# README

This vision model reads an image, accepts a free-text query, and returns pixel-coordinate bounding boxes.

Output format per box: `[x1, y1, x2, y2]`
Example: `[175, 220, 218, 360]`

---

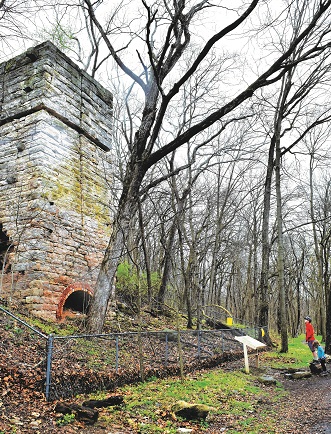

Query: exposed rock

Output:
[258, 375, 277, 385]
[289, 371, 312, 380]
[171, 400, 214, 420]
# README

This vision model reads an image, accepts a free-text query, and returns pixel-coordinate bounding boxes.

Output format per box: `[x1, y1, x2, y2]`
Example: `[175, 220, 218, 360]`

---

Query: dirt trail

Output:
[203, 363, 331, 434]
[265, 370, 331, 434]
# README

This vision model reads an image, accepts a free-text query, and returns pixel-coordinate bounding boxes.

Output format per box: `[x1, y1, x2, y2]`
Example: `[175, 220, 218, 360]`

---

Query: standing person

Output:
[305, 316, 318, 361]
[312, 340, 328, 375]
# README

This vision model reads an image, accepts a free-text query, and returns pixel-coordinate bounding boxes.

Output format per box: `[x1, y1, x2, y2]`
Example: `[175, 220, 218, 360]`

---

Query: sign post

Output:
[235, 336, 266, 373]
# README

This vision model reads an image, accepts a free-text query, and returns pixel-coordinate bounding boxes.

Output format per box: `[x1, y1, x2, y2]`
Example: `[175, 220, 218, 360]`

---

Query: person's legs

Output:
[308, 341, 318, 360]
[320, 358, 327, 372]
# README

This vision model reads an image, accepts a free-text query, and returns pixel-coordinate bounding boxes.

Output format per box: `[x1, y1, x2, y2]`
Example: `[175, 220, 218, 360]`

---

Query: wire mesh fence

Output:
[0, 306, 48, 400]
[0, 305, 263, 402]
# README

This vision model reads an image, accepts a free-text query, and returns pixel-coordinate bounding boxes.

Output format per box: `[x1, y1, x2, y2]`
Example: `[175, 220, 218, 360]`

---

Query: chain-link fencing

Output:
[0, 306, 263, 401]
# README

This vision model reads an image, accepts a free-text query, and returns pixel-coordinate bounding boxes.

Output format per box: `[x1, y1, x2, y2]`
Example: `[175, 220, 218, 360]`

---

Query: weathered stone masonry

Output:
[0, 41, 113, 320]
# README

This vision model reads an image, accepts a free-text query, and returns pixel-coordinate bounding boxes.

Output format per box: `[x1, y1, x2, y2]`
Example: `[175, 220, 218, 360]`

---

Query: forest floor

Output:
[276, 371, 331, 434]
[2, 352, 331, 434]
[1, 308, 331, 433]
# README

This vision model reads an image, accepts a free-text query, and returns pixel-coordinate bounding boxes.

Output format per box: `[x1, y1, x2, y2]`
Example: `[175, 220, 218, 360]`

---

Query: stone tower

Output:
[0, 41, 113, 320]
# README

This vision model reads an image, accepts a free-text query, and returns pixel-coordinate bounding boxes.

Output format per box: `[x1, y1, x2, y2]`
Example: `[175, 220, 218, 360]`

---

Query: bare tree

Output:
[254, 0, 331, 348]
[0, 0, 46, 56]
[80, 0, 331, 332]
[2, 0, 331, 332]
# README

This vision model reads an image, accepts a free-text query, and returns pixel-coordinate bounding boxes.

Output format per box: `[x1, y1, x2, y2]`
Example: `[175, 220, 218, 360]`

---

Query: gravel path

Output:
[279, 370, 331, 434]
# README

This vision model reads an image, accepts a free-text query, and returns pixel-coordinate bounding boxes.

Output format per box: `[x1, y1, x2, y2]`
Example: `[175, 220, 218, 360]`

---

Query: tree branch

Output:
[83, 0, 147, 91]
[145, 0, 331, 169]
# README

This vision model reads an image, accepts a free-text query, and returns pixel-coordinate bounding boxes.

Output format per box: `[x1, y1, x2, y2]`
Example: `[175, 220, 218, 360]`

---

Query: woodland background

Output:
[1, 1, 331, 351]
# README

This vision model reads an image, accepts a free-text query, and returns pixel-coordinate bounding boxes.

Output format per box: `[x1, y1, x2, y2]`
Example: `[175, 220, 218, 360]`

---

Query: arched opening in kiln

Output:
[63, 290, 92, 315]
[56, 283, 93, 320]
[0, 224, 12, 273]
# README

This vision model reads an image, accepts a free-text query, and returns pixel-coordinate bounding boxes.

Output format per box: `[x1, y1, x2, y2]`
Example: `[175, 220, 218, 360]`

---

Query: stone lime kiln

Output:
[0, 41, 113, 320]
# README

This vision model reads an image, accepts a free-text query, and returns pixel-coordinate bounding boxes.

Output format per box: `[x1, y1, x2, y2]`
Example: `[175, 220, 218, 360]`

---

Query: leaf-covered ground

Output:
[2, 339, 331, 433]
[1, 309, 331, 433]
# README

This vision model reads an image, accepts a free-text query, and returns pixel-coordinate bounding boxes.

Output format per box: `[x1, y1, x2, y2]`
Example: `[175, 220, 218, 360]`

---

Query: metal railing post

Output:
[198, 330, 201, 359]
[45, 334, 54, 401]
[165, 333, 169, 367]
[115, 335, 119, 373]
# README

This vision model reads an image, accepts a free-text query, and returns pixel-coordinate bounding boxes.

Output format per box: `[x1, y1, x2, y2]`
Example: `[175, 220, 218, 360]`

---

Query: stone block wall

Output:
[0, 41, 113, 320]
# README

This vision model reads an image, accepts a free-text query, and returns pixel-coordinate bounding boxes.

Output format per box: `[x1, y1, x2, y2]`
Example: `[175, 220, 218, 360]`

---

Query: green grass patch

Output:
[260, 334, 320, 369]
[83, 367, 285, 433]
[78, 333, 317, 433]
[1, 313, 80, 337]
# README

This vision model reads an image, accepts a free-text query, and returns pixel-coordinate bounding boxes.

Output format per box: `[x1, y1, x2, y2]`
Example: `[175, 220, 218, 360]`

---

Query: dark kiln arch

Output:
[0, 224, 13, 273]
[56, 283, 93, 320]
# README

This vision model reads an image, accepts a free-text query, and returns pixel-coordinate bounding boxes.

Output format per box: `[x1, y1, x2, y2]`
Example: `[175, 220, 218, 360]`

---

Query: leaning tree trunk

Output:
[86, 205, 132, 333]
[138, 200, 152, 304]
[87, 163, 144, 333]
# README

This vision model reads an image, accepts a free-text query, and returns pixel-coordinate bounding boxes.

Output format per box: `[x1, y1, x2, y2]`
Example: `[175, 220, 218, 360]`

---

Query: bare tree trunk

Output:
[87, 163, 144, 332]
[85, 0, 331, 333]
[156, 184, 188, 310]
[275, 130, 288, 353]
[86, 214, 127, 332]
[309, 154, 326, 340]
[183, 247, 195, 329]
[258, 136, 275, 336]
[156, 221, 177, 310]
[272, 66, 293, 352]
[138, 201, 152, 304]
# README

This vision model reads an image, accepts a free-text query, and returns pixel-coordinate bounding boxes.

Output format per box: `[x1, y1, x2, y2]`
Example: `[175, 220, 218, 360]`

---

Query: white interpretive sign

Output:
[235, 336, 266, 373]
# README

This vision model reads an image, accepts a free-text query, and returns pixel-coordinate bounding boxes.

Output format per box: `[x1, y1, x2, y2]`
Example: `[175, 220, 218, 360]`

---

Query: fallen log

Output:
[83, 395, 124, 408]
[55, 402, 99, 424]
